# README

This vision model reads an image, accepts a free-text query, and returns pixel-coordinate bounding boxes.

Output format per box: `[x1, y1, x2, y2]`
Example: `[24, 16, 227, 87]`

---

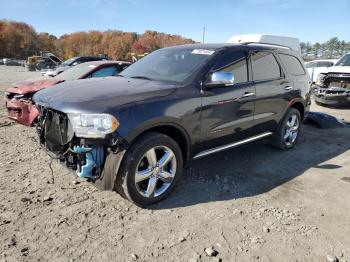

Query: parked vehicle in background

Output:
[130, 52, 149, 63]
[305, 59, 338, 83]
[5, 61, 130, 126]
[46, 56, 108, 76]
[33, 35, 311, 206]
[313, 53, 350, 106]
[3, 58, 25, 66]
[25, 51, 62, 71]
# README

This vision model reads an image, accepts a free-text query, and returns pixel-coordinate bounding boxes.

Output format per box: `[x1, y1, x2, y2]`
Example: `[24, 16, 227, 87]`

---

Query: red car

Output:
[5, 60, 130, 126]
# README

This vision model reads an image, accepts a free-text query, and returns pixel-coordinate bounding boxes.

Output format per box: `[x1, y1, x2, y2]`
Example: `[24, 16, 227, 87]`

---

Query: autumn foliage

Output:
[0, 20, 195, 61]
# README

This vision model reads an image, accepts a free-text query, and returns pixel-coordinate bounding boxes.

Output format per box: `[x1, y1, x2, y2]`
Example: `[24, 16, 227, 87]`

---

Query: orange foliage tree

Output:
[0, 19, 196, 61]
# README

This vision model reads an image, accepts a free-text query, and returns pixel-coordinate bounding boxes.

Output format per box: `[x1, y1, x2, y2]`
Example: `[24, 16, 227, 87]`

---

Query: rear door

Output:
[250, 50, 291, 134]
[278, 53, 310, 110]
[199, 49, 256, 150]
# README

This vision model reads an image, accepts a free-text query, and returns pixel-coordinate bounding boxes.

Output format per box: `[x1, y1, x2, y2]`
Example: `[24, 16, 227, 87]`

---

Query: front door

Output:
[199, 49, 256, 152]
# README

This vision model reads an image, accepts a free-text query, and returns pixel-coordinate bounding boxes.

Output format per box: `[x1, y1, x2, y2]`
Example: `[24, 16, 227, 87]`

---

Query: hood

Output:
[33, 77, 177, 113]
[318, 66, 350, 75]
[7, 78, 63, 95]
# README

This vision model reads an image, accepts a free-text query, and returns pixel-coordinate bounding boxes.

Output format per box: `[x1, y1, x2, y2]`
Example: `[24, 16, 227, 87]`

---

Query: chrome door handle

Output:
[284, 86, 293, 91]
[240, 92, 255, 98]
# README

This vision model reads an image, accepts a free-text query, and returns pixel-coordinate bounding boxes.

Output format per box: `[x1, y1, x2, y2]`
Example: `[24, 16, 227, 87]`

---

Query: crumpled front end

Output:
[314, 73, 350, 105]
[35, 105, 126, 190]
[5, 92, 39, 126]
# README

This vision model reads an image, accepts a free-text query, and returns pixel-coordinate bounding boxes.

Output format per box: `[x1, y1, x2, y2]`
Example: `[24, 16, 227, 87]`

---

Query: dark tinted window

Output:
[279, 54, 305, 76]
[213, 51, 248, 83]
[85, 57, 98, 62]
[251, 51, 282, 81]
[82, 57, 91, 62]
[49, 55, 61, 63]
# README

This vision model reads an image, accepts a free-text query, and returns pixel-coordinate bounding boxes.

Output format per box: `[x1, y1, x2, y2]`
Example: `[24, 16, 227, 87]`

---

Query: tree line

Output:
[300, 37, 350, 61]
[0, 20, 194, 61]
[1, 20, 349, 62]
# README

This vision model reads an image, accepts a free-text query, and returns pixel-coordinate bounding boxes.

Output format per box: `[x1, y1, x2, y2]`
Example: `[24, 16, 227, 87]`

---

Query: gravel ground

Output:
[0, 65, 349, 262]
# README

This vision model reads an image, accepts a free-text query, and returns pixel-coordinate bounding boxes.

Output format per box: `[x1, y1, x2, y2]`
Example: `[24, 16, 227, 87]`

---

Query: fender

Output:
[121, 117, 192, 159]
[288, 97, 305, 107]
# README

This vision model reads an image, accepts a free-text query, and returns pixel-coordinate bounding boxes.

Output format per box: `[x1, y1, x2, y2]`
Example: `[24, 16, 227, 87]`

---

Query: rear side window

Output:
[279, 54, 306, 76]
[212, 51, 248, 84]
[251, 51, 282, 81]
[91, 66, 118, 77]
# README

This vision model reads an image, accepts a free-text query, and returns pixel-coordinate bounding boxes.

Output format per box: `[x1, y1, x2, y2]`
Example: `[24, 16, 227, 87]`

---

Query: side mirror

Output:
[205, 72, 234, 88]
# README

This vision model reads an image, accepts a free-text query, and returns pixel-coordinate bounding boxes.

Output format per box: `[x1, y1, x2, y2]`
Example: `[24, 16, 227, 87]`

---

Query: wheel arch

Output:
[126, 122, 191, 165]
[288, 99, 305, 120]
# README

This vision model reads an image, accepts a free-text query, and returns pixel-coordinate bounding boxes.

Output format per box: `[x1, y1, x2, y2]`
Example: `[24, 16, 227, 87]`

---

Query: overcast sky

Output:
[1, 0, 349, 43]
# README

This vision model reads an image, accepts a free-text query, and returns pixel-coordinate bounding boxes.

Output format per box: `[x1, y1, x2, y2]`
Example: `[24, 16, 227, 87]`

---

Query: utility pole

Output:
[202, 26, 205, 44]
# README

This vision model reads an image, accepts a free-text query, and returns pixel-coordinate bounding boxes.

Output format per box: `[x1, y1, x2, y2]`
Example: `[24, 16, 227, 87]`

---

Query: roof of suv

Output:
[164, 43, 300, 54]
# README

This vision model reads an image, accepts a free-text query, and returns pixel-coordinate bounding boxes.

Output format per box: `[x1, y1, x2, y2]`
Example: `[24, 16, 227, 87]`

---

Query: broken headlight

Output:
[68, 113, 119, 138]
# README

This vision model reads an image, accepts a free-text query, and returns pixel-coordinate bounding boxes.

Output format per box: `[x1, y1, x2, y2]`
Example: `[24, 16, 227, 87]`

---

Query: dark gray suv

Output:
[34, 43, 311, 206]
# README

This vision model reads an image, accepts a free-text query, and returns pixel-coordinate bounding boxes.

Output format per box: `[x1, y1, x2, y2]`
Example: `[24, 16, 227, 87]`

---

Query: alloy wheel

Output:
[283, 114, 299, 146]
[135, 146, 177, 198]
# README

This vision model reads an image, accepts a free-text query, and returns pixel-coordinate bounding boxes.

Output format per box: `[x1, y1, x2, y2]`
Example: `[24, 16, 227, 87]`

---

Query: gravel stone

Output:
[204, 247, 218, 257]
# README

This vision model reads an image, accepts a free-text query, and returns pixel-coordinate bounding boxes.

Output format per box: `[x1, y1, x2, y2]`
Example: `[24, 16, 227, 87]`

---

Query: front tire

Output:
[115, 132, 183, 206]
[272, 108, 301, 150]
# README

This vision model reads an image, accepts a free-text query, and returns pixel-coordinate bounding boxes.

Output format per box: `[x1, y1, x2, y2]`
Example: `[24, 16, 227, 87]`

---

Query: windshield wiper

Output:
[130, 76, 153, 80]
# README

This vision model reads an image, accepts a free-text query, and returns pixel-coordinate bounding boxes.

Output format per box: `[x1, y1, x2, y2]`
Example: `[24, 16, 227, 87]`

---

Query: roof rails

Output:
[227, 34, 301, 53]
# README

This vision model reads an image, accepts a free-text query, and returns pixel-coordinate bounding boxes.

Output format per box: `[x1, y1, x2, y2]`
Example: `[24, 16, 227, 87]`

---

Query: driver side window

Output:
[212, 51, 248, 84]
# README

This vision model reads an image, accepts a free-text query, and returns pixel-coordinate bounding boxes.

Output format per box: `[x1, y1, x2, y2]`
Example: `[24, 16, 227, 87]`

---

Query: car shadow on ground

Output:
[150, 124, 350, 210]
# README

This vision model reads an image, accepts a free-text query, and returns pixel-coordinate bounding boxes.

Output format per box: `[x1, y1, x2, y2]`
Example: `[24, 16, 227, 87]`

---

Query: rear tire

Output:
[271, 108, 301, 150]
[115, 132, 183, 206]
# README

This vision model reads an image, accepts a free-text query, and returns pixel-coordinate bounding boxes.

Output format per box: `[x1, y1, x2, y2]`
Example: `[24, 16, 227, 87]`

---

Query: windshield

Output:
[55, 63, 96, 81]
[61, 57, 76, 66]
[335, 54, 350, 66]
[120, 47, 216, 83]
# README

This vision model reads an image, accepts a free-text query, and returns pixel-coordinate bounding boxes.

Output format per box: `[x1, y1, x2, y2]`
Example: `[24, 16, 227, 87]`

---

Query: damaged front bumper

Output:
[313, 86, 350, 105]
[36, 106, 127, 190]
[5, 95, 39, 126]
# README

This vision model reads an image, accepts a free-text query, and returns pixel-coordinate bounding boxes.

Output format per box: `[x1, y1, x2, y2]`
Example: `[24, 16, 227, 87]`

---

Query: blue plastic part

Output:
[72, 145, 104, 179]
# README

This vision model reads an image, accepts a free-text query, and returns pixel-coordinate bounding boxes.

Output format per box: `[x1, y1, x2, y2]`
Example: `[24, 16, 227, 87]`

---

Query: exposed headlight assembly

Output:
[68, 113, 119, 138]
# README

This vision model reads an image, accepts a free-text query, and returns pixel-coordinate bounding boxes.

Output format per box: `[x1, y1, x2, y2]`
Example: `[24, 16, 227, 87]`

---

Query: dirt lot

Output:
[0, 65, 349, 262]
